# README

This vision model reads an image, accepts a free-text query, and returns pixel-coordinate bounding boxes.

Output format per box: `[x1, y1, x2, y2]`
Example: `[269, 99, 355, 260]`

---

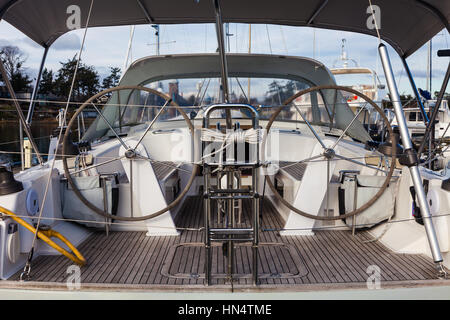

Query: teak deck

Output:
[6, 196, 447, 291]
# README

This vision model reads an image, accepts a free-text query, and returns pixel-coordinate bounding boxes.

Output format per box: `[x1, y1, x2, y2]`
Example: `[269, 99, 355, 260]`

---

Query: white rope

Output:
[201, 128, 260, 145]
[368, 0, 381, 43]
[200, 128, 260, 165]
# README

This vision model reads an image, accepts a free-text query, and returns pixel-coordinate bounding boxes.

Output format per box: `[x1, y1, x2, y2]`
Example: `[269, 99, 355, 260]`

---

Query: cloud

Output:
[397, 69, 448, 79]
[51, 33, 80, 51]
[21, 37, 42, 49]
[0, 39, 12, 47]
[0, 20, 446, 97]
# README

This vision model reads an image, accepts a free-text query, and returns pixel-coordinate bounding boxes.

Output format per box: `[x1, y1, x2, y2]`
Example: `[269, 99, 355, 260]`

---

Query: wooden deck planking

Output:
[323, 231, 384, 282]
[9, 196, 446, 288]
[350, 232, 418, 280]
[94, 232, 136, 283]
[317, 231, 366, 282]
[261, 203, 297, 285]
[111, 232, 147, 283]
[189, 197, 204, 285]
[178, 198, 198, 286]
[356, 231, 432, 280]
[104, 231, 143, 283]
[85, 232, 127, 283]
[185, 196, 202, 285]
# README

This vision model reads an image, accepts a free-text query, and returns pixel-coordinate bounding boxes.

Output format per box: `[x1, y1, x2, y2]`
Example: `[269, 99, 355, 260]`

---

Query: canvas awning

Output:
[0, 0, 448, 58]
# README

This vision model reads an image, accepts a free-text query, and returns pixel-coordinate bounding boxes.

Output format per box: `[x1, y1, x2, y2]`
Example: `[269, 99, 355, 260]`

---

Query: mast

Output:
[212, 0, 232, 128]
[427, 40, 432, 94]
[122, 25, 135, 78]
[313, 29, 316, 59]
[247, 24, 251, 101]
[152, 24, 160, 55]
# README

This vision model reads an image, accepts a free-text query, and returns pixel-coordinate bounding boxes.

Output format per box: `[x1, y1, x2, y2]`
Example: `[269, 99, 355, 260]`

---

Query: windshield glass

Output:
[83, 76, 319, 142]
[149, 77, 309, 107]
[81, 57, 372, 144]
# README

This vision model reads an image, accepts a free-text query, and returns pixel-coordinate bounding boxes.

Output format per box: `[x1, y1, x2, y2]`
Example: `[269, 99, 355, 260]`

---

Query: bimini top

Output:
[0, 0, 448, 58]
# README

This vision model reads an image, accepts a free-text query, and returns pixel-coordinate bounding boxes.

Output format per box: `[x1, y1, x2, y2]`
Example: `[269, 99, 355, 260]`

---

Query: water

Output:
[0, 121, 58, 166]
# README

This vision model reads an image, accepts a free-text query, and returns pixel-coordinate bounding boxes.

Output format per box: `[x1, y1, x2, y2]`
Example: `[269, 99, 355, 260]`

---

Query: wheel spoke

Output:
[134, 154, 193, 174]
[70, 155, 126, 175]
[328, 89, 338, 130]
[279, 154, 324, 170]
[292, 104, 327, 149]
[133, 98, 171, 150]
[331, 102, 368, 150]
[334, 153, 388, 174]
[91, 102, 130, 150]
[130, 159, 133, 218]
[118, 89, 123, 132]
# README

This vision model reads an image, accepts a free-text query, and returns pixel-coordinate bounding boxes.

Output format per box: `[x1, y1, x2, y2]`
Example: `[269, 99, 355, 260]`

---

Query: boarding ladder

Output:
[202, 104, 260, 285]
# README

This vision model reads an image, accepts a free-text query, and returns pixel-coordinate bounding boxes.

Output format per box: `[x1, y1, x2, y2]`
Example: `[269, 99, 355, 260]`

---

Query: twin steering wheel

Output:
[62, 85, 396, 222]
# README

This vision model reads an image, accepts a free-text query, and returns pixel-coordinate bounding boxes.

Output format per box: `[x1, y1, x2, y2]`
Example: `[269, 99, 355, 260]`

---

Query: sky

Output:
[0, 20, 448, 98]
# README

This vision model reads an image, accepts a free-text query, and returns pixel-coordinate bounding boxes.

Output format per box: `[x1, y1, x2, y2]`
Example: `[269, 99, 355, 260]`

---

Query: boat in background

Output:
[329, 39, 387, 140]
[330, 39, 386, 107]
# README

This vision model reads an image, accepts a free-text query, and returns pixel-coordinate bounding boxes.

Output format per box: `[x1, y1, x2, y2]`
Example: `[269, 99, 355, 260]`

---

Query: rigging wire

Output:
[3, 205, 450, 235]
[0, 148, 409, 170]
[0, 135, 52, 147]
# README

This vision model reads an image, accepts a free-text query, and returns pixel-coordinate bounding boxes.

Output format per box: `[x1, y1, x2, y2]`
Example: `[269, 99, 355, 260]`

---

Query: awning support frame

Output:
[212, 0, 232, 128]
[379, 43, 445, 277]
[401, 57, 429, 126]
[26, 46, 49, 125]
[417, 62, 450, 158]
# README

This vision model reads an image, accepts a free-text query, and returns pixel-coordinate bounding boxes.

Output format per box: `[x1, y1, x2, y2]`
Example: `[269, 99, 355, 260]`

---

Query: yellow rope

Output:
[0, 206, 86, 266]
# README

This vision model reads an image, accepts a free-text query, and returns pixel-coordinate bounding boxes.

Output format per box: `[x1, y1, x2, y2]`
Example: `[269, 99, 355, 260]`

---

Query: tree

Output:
[264, 80, 306, 105]
[433, 91, 450, 105]
[0, 45, 32, 92]
[39, 68, 54, 95]
[102, 67, 121, 90]
[53, 56, 100, 102]
[10, 72, 32, 93]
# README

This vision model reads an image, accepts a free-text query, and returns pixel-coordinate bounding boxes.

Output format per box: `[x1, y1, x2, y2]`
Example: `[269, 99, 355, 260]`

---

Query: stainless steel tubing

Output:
[204, 165, 212, 285]
[212, 0, 232, 128]
[379, 43, 443, 264]
[252, 167, 259, 285]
